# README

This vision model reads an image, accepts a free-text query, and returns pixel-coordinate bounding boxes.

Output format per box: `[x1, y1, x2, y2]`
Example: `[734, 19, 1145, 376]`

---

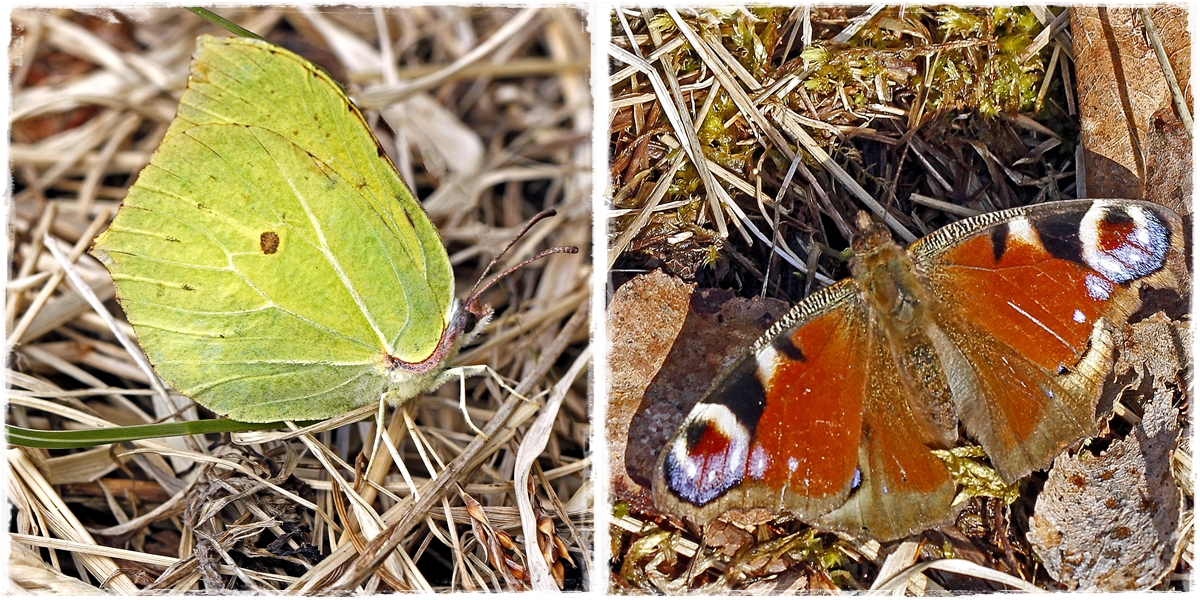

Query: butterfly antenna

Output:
[465, 209, 578, 305]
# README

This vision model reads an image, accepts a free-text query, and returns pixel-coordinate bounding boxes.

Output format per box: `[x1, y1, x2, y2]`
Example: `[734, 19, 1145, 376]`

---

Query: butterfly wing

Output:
[815, 318, 958, 540]
[654, 280, 959, 539]
[653, 282, 867, 524]
[912, 199, 1184, 480]
[90, 36, 454, 422]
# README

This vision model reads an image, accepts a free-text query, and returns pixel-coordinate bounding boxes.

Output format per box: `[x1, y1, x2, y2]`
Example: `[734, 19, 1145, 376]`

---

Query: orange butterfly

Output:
[654, 199, 1185, 540]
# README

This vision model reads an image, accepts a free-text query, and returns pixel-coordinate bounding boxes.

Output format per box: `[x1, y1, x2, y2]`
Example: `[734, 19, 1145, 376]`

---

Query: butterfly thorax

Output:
[852, 237, 930, 327]
[849, 218, 959, 446]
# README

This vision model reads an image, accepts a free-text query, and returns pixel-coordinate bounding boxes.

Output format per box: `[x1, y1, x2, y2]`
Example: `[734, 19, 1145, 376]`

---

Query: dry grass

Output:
[608, 6, 1079, 296]
[8, 6, 591, 593]
[607, 6, 1190, 594]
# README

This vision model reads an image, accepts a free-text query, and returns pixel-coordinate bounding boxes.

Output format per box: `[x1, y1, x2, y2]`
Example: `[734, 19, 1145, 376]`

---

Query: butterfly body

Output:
[654, 199, 1184, 540]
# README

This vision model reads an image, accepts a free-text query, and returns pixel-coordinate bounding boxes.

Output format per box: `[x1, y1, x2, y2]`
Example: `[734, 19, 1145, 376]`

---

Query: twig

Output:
[1139, 8, 1192, 138]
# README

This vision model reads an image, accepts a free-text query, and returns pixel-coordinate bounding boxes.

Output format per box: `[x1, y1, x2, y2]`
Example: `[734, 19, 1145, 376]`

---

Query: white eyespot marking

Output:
[670, 435, 701, 481]
[1007, 217, 1041, 247]
[1129, 205, 1153, 246]
[748, 444, 769, 480]
[1073, 309, 1086, 323]
[1085, 273, 1113, 300]
[755, 345, 779, 389]
[1081, 203, 1171, 284]
[666, 402, 750, 505]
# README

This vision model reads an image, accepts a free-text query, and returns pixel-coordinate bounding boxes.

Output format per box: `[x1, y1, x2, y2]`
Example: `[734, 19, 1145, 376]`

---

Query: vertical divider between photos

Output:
[590, 1, 614, 594]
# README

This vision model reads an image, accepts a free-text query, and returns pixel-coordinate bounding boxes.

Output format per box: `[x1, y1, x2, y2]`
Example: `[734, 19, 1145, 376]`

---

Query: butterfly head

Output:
[848, 211, 909, 275]
[850, 211, 896, 257]
[453, 296, 495, 346]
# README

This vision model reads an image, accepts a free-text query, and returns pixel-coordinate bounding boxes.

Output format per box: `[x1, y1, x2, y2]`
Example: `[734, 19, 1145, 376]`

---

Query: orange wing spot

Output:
[754, 308, 865, 498]
[689, 423, 733, 457]
[937, 235, 1100, 372]
[1096, 219, 1135, 254]
[259, 231, 280, 255]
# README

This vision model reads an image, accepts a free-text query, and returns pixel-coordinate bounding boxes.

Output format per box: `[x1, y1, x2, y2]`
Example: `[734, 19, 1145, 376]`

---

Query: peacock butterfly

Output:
[653, 199, 1186, 541]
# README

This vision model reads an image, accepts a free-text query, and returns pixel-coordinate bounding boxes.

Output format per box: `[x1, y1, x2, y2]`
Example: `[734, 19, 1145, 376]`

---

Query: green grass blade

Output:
[6, 419, 292, 449]
[187, 7, 269, 42]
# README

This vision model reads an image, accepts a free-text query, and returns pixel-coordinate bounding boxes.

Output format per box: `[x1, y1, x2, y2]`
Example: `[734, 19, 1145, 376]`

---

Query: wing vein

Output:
[282, 156, 393, 354]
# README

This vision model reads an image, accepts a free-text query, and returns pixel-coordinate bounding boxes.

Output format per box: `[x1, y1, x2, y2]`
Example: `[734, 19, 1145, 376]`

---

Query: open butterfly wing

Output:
[653, 282, 868, 524]
[91, 37, 454, 422]
[912, 199, 1184, 480]
[654, 280, 960, 539]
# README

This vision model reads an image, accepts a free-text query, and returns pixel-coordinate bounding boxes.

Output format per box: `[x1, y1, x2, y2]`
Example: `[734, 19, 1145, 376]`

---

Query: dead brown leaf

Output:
[1071, 6, 1191, 199]
[1027, 318, 1187, 590]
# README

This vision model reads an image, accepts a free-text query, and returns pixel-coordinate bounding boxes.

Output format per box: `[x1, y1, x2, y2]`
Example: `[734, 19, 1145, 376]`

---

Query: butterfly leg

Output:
[443, 365, 490, 439]
[474, 365, 538, 406]
[445, 365, 538, 439]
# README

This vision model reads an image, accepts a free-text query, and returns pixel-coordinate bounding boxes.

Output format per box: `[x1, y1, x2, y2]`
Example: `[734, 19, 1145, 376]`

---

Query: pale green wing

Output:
[90, 35, 454, 422]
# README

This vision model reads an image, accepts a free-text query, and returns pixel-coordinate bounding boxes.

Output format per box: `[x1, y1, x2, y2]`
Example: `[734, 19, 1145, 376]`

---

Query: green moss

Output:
[927, 6, 1048, 115]
[802, 45, 856, 94]
[794, 6, 1050, 116]
[917, 8, 1046, 115]
[611, 501, 630, 519]
[647, 11, 675, 34]
[701, 242, 721, 268]
[937, 6, 986, 37]
[731, 13, 768, 76]
[801, 45, 831, 68]
[693, 90, 755, 176]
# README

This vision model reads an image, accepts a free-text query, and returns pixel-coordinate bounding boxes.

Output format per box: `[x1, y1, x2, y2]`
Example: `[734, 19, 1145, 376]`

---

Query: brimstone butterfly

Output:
[90, 35, 568, 423]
